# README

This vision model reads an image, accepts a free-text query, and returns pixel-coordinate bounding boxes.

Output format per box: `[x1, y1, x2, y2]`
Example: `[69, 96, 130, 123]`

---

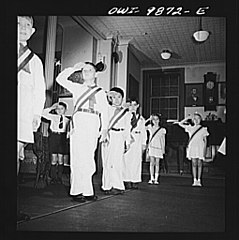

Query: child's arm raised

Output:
[56, 63, 85, 93]
[41, 103, 58, 120]
[173, 115, 191, 128]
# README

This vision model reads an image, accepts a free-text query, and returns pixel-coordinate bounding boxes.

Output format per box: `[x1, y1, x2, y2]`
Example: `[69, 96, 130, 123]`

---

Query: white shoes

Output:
[192, 179, 202, 187]
[192, 180, 197, 186]
[197, 179, 202, 187]
[148, 179, 160, 184]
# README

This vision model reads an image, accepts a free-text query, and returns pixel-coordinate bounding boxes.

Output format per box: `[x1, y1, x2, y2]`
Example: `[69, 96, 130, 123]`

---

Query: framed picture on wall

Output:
[185, 83, 203, 107]
[218, 82, 226, 105]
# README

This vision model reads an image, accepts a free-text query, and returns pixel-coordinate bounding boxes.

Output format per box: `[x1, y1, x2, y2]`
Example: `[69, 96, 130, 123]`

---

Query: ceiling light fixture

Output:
[193, 17, 210, 42]
[161, 50, 171, 60]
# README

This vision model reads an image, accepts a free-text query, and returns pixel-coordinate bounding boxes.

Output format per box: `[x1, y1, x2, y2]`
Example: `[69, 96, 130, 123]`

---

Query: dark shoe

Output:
[131, 183, 139, 189]
[124, 182, 132, 189]
[110, 188, 125, 195]
[50, 165, 57, 179]
[104, 190, 111, 195]
[84, 195, 98, 201]
[17, 211, 30, 222]
[57, 164, 64, 180]
[71, 195, 86, 203]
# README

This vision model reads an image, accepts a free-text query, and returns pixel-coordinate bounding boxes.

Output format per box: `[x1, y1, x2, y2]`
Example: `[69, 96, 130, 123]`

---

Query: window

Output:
[150, 73, 180, 120]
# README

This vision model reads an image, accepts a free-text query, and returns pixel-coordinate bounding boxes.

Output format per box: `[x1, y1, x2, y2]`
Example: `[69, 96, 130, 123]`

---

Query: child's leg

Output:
[197, 159, 203, 186]
[191, 158, 197, 185]
[17, 141, 25, 175]
[50, 154, 58, 182]
[63, 154, 70, 166]
[154, 158, 160, 183]
[149, 157, 155, 183]
[57, 154, 64, 183]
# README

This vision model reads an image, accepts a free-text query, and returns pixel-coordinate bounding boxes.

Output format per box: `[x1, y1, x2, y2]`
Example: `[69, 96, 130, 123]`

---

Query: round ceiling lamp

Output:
[161, 50, 171, 60]
[193, 17, 210, 42]
[193, 30, 210, 42]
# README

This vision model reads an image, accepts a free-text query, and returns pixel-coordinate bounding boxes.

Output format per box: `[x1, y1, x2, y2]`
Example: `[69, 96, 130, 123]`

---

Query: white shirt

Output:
[42, 108, 70, 132]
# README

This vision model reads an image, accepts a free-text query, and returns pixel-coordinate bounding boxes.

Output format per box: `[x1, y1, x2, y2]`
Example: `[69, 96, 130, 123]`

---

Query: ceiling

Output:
[33, 16, 226, 68]
[79, 16, 226, 68]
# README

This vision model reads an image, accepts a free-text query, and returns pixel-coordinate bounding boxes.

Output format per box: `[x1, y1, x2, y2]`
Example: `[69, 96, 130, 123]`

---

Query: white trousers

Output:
[70, 112, 100, 196]
[101, 131, 125, 191]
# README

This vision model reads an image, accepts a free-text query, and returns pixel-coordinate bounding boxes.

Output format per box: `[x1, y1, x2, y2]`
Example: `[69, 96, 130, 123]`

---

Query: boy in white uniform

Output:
[101, 87, 132, 195]
[123, 98, 147, 189]
[56, 62, 108, 202]
[17, 16, 46, 220]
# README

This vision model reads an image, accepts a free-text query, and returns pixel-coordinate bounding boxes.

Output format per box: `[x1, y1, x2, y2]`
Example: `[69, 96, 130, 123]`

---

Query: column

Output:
[117, 38, 131, 93]
[44, 16, 57, 108]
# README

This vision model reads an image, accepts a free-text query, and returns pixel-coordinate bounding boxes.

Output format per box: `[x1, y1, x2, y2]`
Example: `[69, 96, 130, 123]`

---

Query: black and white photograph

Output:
[4, 0, 238, 238]
[185, 83, 203, 107]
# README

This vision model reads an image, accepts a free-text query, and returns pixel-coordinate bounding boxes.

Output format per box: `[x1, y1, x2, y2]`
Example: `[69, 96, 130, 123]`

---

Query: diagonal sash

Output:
[18, 45, 34, 73]
[131, 114, 141, 132]
[73, 86, 101, 113]
[108, 107, 129, 131]
[187, 126, 203, 146]
[69, 86, 102, 131]
[148, 127, 161, 144]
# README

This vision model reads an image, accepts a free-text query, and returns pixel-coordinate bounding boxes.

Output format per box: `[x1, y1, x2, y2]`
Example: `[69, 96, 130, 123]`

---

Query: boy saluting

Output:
[17, 16, 46, 221]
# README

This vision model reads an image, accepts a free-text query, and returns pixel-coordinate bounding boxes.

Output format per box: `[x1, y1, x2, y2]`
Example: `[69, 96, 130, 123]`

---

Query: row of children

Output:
[54, 62, 168, 202]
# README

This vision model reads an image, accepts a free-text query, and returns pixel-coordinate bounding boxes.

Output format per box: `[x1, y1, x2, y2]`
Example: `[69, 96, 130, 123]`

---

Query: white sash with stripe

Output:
[73, 86, 101, 112]
[18, 48, 32, 69]
[108, 107, 128, 131]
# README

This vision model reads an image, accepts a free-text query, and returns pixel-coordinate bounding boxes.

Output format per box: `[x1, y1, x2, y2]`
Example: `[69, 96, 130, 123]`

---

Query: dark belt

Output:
[77, 107, 99, 115]
[52, 132, 66, 135]
[111, 127, 125, 131]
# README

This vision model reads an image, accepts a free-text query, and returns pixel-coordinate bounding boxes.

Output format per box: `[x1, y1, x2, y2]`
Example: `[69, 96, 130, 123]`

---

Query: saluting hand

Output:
[100, 129, 109, 143]
[73, 62, 86, 71]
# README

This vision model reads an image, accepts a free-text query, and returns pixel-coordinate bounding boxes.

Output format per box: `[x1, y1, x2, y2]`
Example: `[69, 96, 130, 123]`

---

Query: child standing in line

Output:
[174, 113, 209, 187]
[101, 87, 132, 195]
[146, 114, 166, 185]
[42, 102, 70, 184]
[17, 16, 46, 172]
[123, 98, 147, 190]
[17, 16, 46, 221]
[56, 62, 108, 202]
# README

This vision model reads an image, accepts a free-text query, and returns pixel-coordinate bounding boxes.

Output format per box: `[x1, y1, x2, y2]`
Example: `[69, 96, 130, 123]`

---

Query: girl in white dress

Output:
[146, 114, 166, 184]
[174, 113, 209, 187]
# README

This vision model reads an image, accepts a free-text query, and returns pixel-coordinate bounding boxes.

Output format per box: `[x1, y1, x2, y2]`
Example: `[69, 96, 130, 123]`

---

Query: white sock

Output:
[150, 175, 154, 181]
[155, 173, 159, 181]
